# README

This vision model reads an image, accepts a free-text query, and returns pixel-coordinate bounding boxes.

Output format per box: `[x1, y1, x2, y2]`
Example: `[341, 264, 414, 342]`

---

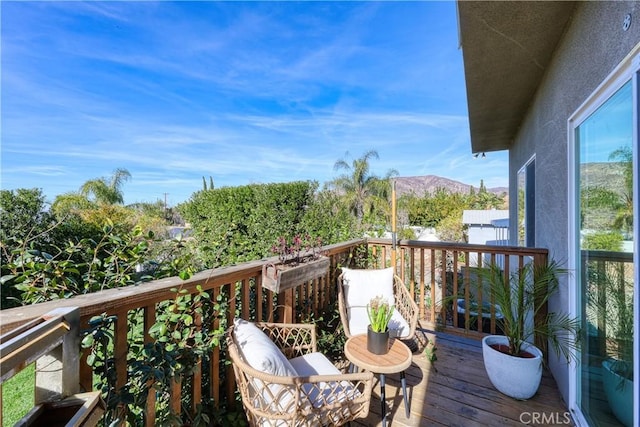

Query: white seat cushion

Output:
[289, 352, 341, 377]
[290, 352, 361, 423]
[341, 267, 410, 337]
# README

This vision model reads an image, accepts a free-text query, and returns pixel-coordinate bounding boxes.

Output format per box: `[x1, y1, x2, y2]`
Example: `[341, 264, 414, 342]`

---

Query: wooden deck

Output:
[352, 330, 574, 427]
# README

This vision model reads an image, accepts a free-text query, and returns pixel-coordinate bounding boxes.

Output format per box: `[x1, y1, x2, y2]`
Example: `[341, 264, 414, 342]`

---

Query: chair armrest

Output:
[226, 333, 303, 423]
[257, 322, 317, 357]
[393, 275, 419, 340]
[297, 370, 374, 422]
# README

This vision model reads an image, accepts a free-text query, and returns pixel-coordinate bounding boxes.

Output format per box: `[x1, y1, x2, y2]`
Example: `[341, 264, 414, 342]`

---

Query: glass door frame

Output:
[567, 47, 639, 427]
[517, 155, 536, 247]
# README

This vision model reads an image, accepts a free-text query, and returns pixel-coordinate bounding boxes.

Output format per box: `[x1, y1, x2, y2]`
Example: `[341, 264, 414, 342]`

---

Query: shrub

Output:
[582, 231, 623, 251]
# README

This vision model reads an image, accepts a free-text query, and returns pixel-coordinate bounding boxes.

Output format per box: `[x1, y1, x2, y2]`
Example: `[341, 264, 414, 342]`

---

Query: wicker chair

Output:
[337, 267, 419, 342]
[227, 321, 373, 426]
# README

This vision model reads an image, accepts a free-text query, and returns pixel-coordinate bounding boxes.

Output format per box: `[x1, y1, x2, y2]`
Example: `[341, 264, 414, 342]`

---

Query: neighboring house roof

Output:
[456, 1, 576, 153]
[490, 218, 509, 228]
[462, 210, 509, 226]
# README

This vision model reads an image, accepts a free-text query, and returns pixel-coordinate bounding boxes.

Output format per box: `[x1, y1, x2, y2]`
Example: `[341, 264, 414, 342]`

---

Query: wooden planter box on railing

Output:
[262, 255, 330, 293]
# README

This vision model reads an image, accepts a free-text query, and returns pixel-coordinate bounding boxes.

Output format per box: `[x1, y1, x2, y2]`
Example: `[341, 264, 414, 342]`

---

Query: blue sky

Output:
[1, 1, 508, 207]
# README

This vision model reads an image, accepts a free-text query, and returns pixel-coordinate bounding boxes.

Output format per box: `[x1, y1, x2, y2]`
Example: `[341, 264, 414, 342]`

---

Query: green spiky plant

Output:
[477, 258, 580, 361]
[367, 295, 394, 333]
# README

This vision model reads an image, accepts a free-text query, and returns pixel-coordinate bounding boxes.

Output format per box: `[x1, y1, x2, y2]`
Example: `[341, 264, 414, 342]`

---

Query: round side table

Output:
[344, 334, 412, 427]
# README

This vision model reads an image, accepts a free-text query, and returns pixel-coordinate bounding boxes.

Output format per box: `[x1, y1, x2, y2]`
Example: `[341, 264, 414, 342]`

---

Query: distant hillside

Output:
[390, 163, 625, 200]
[392, 175, 508, 198]
[580, 162, 627, 196]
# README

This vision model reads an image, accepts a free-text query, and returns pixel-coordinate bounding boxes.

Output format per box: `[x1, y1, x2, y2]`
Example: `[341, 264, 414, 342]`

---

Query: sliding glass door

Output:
[573, 78, 636, 426]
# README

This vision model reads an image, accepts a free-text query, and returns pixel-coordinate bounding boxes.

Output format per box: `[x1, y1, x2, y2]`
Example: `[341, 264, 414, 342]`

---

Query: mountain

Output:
[392, 175, 508, 198]
[580, 162, 628, 196]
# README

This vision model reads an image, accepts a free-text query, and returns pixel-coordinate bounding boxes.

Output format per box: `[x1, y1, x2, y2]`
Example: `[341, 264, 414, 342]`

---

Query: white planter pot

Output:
[602, 359, 633, 427]
[482, 335, 543, 400]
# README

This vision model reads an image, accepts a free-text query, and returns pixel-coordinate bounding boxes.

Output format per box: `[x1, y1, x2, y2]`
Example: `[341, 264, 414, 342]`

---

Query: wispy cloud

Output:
[1, 1, 508, 205]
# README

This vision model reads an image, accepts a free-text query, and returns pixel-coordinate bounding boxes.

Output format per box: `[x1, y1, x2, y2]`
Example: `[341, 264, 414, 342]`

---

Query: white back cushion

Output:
[233, 318, 297, 377]
[341, 267, 394, 306]
[388, 310, 411, 338]
[341, 267, 396, 336]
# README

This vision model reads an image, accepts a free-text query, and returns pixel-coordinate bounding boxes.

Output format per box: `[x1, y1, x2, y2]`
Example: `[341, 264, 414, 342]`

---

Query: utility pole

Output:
[163, 193, 169, 221]
[391, 181, 397, 269]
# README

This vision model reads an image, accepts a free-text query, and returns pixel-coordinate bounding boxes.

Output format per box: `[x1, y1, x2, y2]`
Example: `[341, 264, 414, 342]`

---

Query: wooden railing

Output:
[367, 238, 549, 341]
[0, 239, 365, 425]
[580, 249, 634, 360]
[0, 307, 105, 426]
[1, 238, 556, 424]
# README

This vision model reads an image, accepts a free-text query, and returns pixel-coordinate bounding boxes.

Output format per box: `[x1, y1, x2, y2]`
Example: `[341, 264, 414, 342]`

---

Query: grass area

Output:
[2, 363, 35, 427]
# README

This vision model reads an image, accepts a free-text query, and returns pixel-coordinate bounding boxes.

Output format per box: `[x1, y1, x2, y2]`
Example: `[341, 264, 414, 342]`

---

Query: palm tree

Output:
[51, 192, 95, 218]
[608, 146, 633, 234]
[331, 150, 398, 221]
[51, 168, 132, 221]
[80, 168, 131, 205]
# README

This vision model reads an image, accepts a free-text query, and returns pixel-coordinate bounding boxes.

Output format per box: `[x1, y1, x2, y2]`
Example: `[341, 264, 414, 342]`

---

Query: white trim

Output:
[632, 58, 639, 427]
[567, 110, 581, 424]
[517, 154, 536, 247]
[518, 154, 536, 173]
[567, 43, 640, 426]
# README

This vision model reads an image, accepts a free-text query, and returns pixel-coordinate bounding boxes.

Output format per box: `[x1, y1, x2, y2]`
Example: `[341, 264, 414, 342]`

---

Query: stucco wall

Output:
[508, 1, 640, 404]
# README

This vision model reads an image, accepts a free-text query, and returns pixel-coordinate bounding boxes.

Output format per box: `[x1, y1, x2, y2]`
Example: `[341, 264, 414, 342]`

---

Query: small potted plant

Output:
[366, 295, 394, 355]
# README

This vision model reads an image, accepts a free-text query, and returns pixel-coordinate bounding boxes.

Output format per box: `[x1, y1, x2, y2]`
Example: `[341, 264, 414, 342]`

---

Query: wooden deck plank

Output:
[352, 329, 574, 427]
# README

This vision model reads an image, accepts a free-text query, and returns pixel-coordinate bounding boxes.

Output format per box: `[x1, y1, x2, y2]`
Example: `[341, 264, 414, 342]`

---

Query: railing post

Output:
[419, 248, 425, 320]
[144, 305, 157, 427]
[34, 307, 80, 404]
[278, 289, 294, 323]
[409, 248, 415, 298]
[211, 286, 221, 408]
[533, 252, 549, 360]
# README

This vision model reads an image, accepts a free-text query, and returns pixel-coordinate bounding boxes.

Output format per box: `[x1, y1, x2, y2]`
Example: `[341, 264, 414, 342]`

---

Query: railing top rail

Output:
[0, 239, 365, 334]
[580, 249, 634, 263]
[367, 238, 549, 256]
[1, 237, 555, 334]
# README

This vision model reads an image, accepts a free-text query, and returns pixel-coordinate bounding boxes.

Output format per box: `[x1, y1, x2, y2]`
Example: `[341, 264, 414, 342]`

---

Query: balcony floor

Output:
[352, 330, 574, 426]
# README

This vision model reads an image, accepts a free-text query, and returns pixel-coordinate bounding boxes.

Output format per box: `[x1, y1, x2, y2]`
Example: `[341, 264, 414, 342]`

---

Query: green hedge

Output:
[179, 181, 359, 267]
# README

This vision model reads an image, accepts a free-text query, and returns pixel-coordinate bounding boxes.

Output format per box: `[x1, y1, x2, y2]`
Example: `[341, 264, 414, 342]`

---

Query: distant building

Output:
[462, 210, 509, 268]
[462, 210, 509, 246]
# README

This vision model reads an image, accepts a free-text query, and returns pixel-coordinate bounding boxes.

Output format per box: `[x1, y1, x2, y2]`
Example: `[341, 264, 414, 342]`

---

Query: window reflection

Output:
[577, 80, 634, 427]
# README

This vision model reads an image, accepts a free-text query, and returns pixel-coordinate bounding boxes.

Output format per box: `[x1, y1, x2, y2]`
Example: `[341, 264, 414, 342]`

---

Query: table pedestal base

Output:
[379, 371, 410, 427]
